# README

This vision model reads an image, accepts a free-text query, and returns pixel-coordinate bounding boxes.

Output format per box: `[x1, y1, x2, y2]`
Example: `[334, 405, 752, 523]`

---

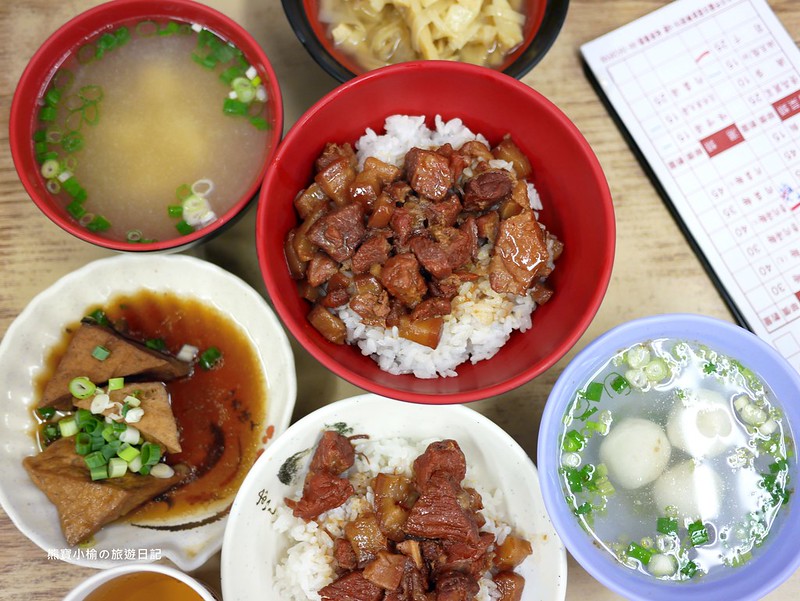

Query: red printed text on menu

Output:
[582, 0, 800, 371]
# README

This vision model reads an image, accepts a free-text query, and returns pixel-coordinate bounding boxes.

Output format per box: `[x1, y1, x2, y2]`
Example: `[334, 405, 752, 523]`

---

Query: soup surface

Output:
[83, 571, 205, 601]
[319, 0, 531, 71]
[559, 338, 793, 580]
[34, 20, 273, 243]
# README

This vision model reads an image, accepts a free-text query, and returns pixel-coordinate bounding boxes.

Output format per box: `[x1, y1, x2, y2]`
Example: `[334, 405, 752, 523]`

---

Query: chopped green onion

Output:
[575, 502, 592, 515]
[85, 309, 110, 326]
[87, 214, 111, 232]
[69, 376, 96, 399]
[140, 442, 162, 466]
[107, 457, 128, 478]
[610, 375, 630, 393]
[644, 358, 669, 382]
[42, 424, 60, 443]
[223, 98, 248, 116]
[61, 131, 84, 153]
[58, 417, 78, 437]
[40, 159, 60, 179]
[84, 450, 107, 469]
[39, 106, 57, 122]
[117, 443, 140, 463]
[583, 382, 604, 402]
[688, 520, 709, 546]
[681, 560, 698, 578]
[626, 345, 650, 368]
[199, 346, 222, 370]
[626, 542, 652, 565]
[75, 432, 92, 455]
[562, 429, 586, 452]
[115, 26, 131, 45]
[33, 129, 47, 142]
[82, 416, 102, 435]
[89, 465, 109, 481]
[91, 345, 111, 361]
[36, 406, 56, 420]
[139, 464, 151, 476]
[168, 204, 184, 218]
[107, 377, 124, 391]
[145, 338, 166, 351]
[97, 32, 117, 53]
[150, 463, 176, 479]
[67, 201, 86, 219]
[158, 21, 180, 36]
[563, 467, 583, 493]
[576, 406, 598, 422]
[101, 424, 116, 442]
[250, 116, 269, 130]
[656, 517, 678, 535]
[75, 408, 93, 428]
[175, 220, 195, 235]
[220, 66, 245, 84]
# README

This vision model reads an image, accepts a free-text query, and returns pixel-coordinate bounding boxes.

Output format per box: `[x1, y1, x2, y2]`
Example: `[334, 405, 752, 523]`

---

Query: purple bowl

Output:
[538, 314, 800, 601]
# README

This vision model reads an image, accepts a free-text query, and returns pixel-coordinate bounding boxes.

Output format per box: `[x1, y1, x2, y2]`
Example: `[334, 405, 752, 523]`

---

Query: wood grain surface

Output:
[1, 0, 798, 599]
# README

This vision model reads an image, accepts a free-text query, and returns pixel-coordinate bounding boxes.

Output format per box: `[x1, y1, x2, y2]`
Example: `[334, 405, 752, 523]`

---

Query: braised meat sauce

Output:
[285, 135, 563, 350]
[288, 433, 532, 601]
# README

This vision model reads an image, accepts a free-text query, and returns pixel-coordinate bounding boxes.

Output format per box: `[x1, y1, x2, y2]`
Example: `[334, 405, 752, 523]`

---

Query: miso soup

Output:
[33, 20, 274, 243]
[559, 339, 793, 580]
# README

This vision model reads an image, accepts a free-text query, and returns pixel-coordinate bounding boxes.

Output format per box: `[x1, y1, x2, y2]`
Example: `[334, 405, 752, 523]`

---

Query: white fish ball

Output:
[667, 389, 736, 459]
[599, 418, 672, 490]
[648, 553, 677, 577]
[653, 460, 722, 520]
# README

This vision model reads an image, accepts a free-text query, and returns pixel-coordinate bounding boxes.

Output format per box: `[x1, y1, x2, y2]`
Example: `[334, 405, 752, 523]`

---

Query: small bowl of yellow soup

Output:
[538, 314, 800, 601]
[64, 564, 217, 601]
[282, 0, 569, 82]
[10, 0, 283, 252]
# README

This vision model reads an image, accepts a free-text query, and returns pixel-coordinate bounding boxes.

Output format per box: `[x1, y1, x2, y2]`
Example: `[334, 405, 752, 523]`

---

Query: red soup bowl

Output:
[9, 0, 283, 253]
[282, 0, 569, 82]
[257, 61, 614, 404]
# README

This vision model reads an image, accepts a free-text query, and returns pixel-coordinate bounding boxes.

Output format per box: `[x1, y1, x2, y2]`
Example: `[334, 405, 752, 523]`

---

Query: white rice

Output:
[339, 115, 552, 378]
[270, 436, 513, 601]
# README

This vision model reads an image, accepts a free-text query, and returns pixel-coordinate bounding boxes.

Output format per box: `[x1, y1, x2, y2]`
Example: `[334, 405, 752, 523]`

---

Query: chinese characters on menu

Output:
[582, 0, 800, 371]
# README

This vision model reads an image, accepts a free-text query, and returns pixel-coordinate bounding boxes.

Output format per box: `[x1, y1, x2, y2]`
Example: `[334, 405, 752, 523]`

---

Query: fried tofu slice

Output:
[41, 322, 192, 410]
[73, 382, 182, 454]
[23, 437, 188, 546]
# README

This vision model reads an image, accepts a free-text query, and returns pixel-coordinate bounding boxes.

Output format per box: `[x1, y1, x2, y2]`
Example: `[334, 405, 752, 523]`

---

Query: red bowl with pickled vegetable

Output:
[256, 61, 614, 404]
[282, 0, 569, 83]
[9, 0, 283, 252]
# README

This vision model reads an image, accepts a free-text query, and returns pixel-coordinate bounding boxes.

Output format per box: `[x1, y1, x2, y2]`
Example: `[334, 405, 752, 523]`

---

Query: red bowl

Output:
[257, 61, 614, 404]
[9, 0, 283, 253]
[282, 0, 569, 82]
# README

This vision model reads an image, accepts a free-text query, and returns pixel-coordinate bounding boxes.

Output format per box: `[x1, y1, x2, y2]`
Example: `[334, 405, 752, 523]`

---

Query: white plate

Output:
[221, 394, 567, 601]
[0, 254, 296, 571]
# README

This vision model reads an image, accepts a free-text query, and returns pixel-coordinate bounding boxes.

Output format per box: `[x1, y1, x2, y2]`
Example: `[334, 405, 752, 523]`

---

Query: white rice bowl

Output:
[221, 395, 566, 601]
[331, 115, 554, 379]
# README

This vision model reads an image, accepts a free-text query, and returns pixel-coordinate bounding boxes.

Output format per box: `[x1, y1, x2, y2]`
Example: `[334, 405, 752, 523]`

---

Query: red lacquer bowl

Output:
[257, 61, 614, 404]
[9, 0, 283, 253]
[281, 0, 569, 82]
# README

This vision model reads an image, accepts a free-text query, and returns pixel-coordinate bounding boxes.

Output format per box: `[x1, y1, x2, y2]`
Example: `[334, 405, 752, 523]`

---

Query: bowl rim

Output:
[280, 0, 570, 83]
[256, 59, 615, 404]
[221, 392, 568, 601]
[63, 563, 217, 601]
[9, 0, 284, 253]
[537, 313, 800, 601]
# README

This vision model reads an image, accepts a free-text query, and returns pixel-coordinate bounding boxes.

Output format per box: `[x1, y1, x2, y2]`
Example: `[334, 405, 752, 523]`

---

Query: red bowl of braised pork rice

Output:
[221, 394, 566, 601]
[256, 60, 614, 403]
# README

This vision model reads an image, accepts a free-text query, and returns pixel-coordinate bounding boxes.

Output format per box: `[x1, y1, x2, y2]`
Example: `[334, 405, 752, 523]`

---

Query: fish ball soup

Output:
[33, 19, 275, 244]
[559, 338, 794, 580]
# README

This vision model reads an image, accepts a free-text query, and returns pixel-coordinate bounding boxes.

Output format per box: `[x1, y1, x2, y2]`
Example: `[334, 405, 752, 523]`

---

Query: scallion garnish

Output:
[85, 309, 110, 326]
[84, 450, 107, 470]
[117, 443, 140, 463]
[175, 220, 195, 235]
[562, 429, 586, 452]
[626, 542, 652, 565]
[656, 517, 678, 535]
[610, 374, 629, 393]
[168, 204, 184, 218]
[145, 338, 166, 351]
[58, 417, 78, 437]
[583, 381, 604, 402]
[107, 377, 124, 392]
[91, 345, 111, 361]
[36, 406, 56, 420]
[199, 346, 222, 370]
[69, 376, 97, 399]
[688, 520, 709, 546]
[87, 214, 111, 232]
[140, 442, 162, 466]
[107, 457, 128, 478]
[681, 560, 698, 578]
[75, 432, 92, 455]
[89, 465, 109, 481]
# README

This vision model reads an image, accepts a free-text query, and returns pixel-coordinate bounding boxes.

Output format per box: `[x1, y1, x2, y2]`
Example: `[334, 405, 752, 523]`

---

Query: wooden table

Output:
[1, 0, 798, 598]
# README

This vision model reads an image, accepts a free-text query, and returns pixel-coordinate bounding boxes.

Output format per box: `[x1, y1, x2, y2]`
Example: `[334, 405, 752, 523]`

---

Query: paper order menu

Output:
[582, 0, 800, 372]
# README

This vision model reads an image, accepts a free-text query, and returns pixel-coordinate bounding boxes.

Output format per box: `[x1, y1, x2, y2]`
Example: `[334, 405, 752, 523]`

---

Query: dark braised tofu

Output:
[41, 322, 191, 410]
[23, 437, 187, 545]
[73, 382, 181, 453]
